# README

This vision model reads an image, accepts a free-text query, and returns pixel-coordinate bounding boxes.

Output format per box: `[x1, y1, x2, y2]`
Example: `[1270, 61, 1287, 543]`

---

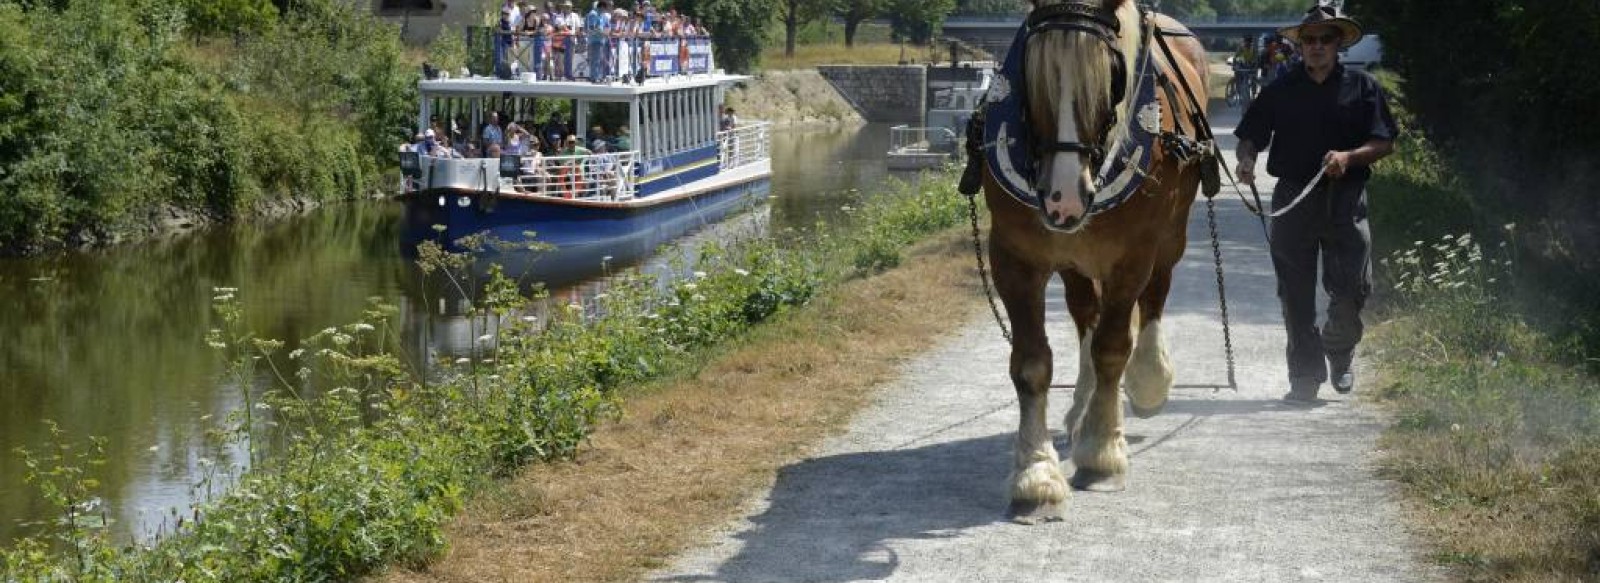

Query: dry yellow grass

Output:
[374, 228, 985, 583]
[760, 42, 954, 69]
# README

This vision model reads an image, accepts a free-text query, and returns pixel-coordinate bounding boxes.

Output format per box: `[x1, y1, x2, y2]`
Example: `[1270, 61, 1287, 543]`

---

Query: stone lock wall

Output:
[816, 66, 927, 125]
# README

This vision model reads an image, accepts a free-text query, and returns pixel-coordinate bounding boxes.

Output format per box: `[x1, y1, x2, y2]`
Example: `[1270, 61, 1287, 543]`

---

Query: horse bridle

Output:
[1022, 1, 1129, 166]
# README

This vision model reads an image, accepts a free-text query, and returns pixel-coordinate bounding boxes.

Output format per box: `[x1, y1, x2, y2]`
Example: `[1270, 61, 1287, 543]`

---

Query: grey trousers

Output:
[1269, 176, 1373, 386]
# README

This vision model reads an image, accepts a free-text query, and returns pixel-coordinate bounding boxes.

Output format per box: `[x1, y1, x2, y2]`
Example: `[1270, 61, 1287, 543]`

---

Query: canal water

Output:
[0, 124, 912, 545]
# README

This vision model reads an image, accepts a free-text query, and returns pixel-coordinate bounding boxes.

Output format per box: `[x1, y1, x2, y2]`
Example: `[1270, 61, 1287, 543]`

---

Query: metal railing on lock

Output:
[716, 122, 771, 171]
[501, 151, 639, 201]
[889, 125, 959, 155]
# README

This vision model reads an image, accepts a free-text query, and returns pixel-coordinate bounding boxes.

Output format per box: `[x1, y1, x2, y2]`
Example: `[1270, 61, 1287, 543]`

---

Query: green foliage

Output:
[0, 0, 415, 252]
[0, 170, 972, 582]
[834, 0, 887, 47]
[177, 0, 277, 38]
[677, 0, 775, 73]
[1351, 0, 1600, 311]
[777, 0, 834, 56]
[428, 25, 469, 75]
[887, 0, 956, 45]
[848, 172, 967, 272]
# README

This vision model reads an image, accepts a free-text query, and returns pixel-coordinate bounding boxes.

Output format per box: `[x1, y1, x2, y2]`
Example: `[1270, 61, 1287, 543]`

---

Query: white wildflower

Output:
[734, 268, 750, 276]
[693, 271, 708, 279]
[455, 357, 470, 365]
[352, 323, 375, 332]
[476, 334, 494, 344]
[682, 283, 698, 291]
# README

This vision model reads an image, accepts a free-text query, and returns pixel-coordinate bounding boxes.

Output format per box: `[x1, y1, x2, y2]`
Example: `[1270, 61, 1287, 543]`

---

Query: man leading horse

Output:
[1236, 3, 1397, 404]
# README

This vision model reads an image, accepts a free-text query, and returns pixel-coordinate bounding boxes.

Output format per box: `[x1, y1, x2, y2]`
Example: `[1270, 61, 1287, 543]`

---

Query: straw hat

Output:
[1278, 3, 1362, 49]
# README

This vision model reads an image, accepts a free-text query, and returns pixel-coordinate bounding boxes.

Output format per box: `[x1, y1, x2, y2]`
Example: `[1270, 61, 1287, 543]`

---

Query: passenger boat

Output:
[396, 38, 771, 268]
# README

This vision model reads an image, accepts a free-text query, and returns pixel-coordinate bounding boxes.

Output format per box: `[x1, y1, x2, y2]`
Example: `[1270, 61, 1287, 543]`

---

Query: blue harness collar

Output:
[982, 23, 1162, 218]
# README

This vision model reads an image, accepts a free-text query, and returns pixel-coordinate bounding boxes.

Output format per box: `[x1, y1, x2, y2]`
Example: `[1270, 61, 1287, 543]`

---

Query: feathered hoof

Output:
[1007, 461, 1068, 524]
[1070, 467, 1127, 492]
[1129, 399, 1166, 419]
[1007, 497, 1066, 524]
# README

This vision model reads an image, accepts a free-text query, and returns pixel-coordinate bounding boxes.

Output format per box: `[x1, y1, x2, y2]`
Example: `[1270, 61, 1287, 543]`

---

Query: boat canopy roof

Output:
[419, 73, 750, 103]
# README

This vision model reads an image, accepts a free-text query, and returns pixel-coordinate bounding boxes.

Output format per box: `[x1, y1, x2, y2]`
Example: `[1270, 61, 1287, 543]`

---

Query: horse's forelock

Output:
[1023, 30, 1117, 145]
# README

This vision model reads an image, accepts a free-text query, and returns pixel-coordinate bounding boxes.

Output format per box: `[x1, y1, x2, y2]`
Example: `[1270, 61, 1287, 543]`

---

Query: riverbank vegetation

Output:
[0, 0, 413, 254]
[1360, 38, 1600, 583]
[0, 170, 971, 582]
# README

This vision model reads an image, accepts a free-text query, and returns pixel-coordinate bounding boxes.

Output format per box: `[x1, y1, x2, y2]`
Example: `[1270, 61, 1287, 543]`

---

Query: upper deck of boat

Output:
[418, 72, 751, 102]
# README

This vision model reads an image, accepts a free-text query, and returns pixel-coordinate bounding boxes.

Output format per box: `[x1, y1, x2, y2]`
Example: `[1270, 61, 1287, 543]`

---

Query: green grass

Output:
[1366, 73, 1600, 582]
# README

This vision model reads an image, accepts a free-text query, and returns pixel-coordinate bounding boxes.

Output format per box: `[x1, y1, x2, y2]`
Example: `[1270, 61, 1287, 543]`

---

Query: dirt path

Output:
[650, 109, 1445, 582]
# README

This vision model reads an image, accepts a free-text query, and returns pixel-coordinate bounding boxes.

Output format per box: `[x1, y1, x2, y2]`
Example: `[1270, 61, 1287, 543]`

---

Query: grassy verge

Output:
[1366, 74, 1600, 581]
[377, 223, 980, 583]
[1, 170, 976, 582]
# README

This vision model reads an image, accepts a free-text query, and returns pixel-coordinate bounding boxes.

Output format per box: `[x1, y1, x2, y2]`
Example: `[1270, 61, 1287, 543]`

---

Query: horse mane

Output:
[1024, 0, 1142, 151]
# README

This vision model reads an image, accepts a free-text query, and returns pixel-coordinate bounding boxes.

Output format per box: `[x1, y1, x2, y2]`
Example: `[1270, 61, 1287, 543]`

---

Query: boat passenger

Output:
[483, 112, 505, 149]
[588, 139, 620, 198]
[719, 107, 737, 132]
[612, 126, 632, 151]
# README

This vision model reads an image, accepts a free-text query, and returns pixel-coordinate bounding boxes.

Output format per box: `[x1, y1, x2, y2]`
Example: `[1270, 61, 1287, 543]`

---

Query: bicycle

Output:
[1225, 64, 1257, 108]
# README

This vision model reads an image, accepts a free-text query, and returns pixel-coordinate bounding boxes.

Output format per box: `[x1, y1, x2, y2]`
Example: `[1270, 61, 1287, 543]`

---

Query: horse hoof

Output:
[1006, 498, 1065, 524]
[1129, 401, 1165, 419]
[1070, 468, 1127, 492]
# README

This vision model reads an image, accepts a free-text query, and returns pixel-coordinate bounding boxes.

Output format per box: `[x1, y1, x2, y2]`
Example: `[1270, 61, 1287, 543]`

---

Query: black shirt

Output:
[1235, 62, 1398, 185]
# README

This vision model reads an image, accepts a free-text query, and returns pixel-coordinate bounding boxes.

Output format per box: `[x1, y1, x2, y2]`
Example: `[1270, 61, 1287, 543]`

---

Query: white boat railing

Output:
[889, 125, 959, 155]
[507, 151, 639, 201]
[717, 122, 771, 171]
[409, 150, 640, 202]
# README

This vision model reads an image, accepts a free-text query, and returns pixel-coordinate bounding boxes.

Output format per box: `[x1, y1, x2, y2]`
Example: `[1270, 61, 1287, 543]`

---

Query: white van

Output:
[1342, 34, 1383, 71]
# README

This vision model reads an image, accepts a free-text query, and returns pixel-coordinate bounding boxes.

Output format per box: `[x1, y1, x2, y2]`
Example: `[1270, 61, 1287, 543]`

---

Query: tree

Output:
[887, 0, 955, 45]
[673, 0, 775, 73]
[778, 0, 832, 57]
[834, 0, 885, 48]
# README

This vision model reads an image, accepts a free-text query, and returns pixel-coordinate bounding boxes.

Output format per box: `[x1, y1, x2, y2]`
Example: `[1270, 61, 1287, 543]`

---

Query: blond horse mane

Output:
[1024, 0, 1143, 153]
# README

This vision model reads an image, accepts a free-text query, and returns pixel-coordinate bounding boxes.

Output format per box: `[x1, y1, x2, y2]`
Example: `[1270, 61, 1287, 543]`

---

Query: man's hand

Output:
[1323, 150, 1352, 178]
[1236, 159, 1255, 187]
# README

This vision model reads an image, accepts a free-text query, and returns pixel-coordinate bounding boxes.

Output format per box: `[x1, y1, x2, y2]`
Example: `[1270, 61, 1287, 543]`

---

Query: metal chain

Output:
[966, 192, 1012, 345]
[1206, 196, 1240, 391]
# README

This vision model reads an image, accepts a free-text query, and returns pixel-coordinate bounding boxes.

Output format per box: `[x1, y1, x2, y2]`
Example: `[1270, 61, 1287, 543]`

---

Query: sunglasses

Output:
[1300, 33, 1340, 46]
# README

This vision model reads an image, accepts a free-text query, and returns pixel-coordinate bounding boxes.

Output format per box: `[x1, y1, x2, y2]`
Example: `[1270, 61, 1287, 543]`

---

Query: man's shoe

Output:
[1282, 380, 1320, 405]
[1282, 389, 1319, 405]
[1328, 351, 1355, 394]
[1332, 371, 1355, 394]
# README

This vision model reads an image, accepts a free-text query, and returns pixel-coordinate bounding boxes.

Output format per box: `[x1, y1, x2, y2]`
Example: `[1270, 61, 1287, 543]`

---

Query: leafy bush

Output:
[0, 0, 415, 252]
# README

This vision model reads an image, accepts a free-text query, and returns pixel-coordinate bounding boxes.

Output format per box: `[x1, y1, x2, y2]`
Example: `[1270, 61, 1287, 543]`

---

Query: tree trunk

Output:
[785, 13, 797, 57]
[844, 19, 859, 48]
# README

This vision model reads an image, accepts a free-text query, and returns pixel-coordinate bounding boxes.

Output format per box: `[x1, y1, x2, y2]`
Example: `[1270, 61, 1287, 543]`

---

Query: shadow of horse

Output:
[655, 435, 1012, 583]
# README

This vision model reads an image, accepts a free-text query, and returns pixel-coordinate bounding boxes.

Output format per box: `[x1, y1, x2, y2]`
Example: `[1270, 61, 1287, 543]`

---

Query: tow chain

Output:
[1205, 195, 1240, 391]
[966, 191, 1012, 345]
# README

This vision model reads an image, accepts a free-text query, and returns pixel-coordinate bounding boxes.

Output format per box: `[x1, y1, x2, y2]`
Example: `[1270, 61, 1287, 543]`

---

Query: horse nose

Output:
[1043, 186, 1087, 230]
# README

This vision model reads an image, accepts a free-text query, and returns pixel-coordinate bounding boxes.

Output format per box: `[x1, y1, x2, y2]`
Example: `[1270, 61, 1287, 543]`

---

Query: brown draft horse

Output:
[982, 0, 1209, 521]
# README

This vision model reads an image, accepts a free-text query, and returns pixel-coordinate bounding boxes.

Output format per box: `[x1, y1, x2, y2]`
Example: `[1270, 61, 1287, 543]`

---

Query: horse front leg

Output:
[1069, 273, 1146, 492]
[991, 246, 1067, 522]
[1059, 269, 1100, 437]
[1126, 266, 1176, 418]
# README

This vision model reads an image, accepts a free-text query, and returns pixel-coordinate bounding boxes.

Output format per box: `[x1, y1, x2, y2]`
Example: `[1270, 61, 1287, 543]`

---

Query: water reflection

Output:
[0, 123, 899, 545]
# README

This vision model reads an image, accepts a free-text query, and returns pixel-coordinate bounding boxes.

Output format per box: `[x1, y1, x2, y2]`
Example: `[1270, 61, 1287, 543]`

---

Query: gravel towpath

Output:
[648, 108, 1442, 583]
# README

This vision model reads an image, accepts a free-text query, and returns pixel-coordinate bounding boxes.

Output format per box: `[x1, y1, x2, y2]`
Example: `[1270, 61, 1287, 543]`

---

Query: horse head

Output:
[1023, 0, 1140, 232]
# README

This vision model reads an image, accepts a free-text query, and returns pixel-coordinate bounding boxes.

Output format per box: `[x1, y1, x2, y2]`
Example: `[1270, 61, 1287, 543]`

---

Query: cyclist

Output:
[1230, 35, 1259, 106]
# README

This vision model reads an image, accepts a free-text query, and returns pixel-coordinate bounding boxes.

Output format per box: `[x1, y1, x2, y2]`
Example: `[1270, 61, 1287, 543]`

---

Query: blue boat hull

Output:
[401, 175, 770, 285]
